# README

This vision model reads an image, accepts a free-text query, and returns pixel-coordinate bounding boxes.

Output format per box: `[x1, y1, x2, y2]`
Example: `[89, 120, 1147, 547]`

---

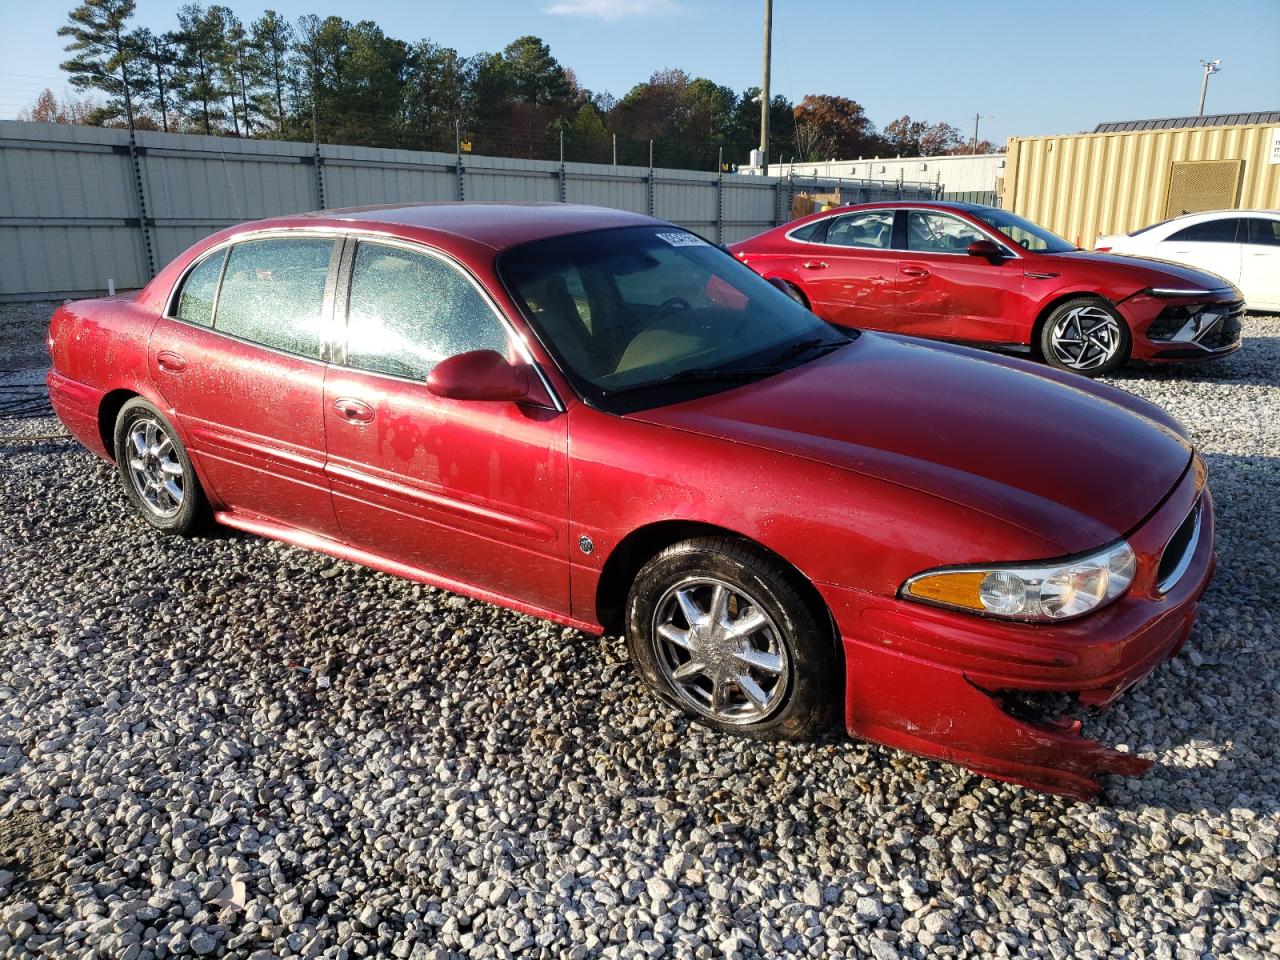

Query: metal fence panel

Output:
[1, 120, 939, 299]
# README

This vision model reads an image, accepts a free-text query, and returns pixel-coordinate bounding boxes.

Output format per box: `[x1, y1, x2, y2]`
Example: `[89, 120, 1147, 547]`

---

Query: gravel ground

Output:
[1, 299, 1278, 960]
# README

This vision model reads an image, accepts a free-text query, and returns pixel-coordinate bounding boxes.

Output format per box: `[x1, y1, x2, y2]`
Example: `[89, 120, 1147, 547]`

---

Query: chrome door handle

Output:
[333, 397, 374, 424]
[802, 260, 828, 269]
[156, 351, 187, 373]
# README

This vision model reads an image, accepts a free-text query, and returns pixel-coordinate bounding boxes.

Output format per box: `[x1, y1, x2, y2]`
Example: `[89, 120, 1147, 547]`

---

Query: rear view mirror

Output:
[967, 239, 1006, 261]
[427, 350, 530, 402]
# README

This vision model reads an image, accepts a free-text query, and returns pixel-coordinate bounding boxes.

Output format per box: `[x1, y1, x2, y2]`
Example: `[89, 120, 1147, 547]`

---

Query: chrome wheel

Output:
[651, 577, 789, 725]
[125, 417, 185, 518]
[1048, 305, 1123, 371]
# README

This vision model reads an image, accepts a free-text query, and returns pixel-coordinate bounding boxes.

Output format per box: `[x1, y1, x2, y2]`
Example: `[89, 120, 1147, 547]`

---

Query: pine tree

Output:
[250, 10, 293, 136]
[58, 0, 143, 130]
[174, 3, 228, 135]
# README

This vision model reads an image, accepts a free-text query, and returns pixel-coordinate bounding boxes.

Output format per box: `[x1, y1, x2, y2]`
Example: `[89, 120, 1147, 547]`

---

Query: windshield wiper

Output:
[765, 335, 851, 366]
[602, 365, 779, 397]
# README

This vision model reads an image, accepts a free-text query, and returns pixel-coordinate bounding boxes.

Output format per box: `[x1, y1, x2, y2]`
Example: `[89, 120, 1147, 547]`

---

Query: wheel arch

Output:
[97, 388, 141, 461]
[594, 519, 839, 654]
[1029, 291, 1118, 358]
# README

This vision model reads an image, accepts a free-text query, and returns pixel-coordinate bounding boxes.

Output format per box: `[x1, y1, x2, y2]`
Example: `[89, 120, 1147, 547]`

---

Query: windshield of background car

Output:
[970, 208, 1077, 253]
[498, 225, 842, 409]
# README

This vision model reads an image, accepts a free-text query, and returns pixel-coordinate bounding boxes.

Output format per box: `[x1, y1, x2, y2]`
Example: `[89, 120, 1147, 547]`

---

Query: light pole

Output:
[1197, 59, 1221, 117]
[759, 0, 772, 176]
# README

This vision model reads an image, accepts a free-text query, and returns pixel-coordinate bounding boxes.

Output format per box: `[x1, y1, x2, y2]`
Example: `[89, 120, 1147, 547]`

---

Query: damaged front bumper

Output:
[821, 459, 1215, 801]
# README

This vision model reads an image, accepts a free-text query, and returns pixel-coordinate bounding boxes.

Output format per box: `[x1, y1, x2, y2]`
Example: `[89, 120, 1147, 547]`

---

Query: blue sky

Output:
[2, 0, 1277, 149]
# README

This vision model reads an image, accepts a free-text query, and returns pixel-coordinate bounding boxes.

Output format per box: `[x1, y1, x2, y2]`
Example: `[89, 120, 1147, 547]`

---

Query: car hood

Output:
[629, 334, 1192, 554]
[1045, 250, 1234, 290]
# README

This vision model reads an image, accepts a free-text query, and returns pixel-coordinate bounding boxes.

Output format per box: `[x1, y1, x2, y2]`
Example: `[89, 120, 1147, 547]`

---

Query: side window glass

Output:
[1167, 219, 1241, 243]
[789, 220, 826, 242]
[1246, 218, 1280, 246]
[346, 243, 510, 380]
[905, 211, 987, 252]
[214, 239, 334, 357]
[825, 211, 894, 249]
[175, 249, 225, 327]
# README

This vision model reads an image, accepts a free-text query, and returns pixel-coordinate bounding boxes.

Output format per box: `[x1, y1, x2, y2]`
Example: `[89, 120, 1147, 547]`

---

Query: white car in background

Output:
[1096, 210, 1280, 312]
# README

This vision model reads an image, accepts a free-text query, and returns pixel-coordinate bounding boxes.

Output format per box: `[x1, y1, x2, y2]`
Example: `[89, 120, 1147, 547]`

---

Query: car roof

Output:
[275, 201, 661, 250]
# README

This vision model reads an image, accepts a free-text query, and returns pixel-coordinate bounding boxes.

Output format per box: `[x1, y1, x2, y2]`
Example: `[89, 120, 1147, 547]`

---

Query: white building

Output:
[744, 152, 1007, 201]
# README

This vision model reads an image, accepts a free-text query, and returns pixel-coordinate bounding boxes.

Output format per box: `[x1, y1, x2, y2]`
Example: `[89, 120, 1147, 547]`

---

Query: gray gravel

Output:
[2, 298, 1278, 960]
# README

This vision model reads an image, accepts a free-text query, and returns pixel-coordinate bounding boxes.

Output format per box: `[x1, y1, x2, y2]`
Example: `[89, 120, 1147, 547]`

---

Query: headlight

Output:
[901, 541, 1136, 622]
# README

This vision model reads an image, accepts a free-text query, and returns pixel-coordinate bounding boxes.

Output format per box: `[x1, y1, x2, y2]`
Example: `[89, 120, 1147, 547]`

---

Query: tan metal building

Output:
[1001, 120, 1280, 248]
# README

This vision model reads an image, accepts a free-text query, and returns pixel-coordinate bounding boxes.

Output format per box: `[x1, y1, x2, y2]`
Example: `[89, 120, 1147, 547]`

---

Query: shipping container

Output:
[1002, 123, 1280, 248]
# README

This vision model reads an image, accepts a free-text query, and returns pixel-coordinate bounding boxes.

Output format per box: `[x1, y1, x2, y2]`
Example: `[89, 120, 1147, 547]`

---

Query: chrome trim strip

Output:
[1157, 503, 1202, 595]
[1146, 287, 1235, 298]
[784, 206, 1022, 260]
[161, 225, 567, 414]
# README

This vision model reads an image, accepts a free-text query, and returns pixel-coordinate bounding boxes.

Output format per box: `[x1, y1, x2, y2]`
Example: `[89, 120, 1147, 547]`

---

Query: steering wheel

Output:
[654, 296, 692, 321]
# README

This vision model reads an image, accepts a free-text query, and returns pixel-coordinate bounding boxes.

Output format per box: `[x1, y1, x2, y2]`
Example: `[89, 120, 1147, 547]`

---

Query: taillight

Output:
[1095, 246, 1112, 253]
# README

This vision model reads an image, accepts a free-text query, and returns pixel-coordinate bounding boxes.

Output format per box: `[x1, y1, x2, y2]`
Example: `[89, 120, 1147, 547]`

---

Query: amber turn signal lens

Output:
[902, 571, 987, 610]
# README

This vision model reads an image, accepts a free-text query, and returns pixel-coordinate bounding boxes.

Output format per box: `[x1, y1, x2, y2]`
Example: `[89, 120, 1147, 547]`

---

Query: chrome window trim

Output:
[161, 225, 565, 413]
[1157, 502, 1202, 596]
[783, 210, 897, 252]
[784, 207, 1022, 259]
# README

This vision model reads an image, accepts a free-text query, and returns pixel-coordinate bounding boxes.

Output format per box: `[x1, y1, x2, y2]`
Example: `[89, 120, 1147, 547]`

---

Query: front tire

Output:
[113, 398, 206, 535]
[625, 536, 837, 741]
[1040, 296, 1130, 377]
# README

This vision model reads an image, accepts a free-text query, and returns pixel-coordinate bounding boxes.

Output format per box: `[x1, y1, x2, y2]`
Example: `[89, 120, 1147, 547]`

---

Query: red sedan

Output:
[48, 203, 1214, 799]
[730, 201, 1244, 376]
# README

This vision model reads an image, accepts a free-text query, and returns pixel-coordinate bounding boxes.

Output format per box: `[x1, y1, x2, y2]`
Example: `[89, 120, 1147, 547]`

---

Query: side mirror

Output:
[427, 349, 529, 402]
[967, 239, 1006, 261]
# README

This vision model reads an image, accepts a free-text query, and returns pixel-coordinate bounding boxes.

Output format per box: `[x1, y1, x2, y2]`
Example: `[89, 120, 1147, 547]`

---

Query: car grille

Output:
[1157, 500, 1202, 594]
[1146, 300, 1245, 350]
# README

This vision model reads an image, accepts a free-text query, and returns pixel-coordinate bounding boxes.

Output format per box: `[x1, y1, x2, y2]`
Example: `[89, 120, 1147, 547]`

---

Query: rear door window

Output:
[824, 211, 895, 249]
[214, 238, 335, 358]
[1167, 219, 1243, 243]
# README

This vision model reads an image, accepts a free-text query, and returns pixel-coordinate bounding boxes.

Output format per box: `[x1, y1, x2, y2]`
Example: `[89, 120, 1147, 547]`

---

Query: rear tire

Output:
[1039, 296, 1130, 377]
[113, 398, 207, 535]
[624, 536, 837, 741]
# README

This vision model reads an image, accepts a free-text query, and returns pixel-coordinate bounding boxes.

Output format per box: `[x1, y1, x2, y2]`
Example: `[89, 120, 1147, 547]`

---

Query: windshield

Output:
[498, 225, 845, 411]
[968, 208, 1077, 253]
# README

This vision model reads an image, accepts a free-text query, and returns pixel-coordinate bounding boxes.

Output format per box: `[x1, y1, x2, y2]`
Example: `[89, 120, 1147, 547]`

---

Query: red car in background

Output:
[48, 203, 1215, 799]
[730, 201, 1244, 376]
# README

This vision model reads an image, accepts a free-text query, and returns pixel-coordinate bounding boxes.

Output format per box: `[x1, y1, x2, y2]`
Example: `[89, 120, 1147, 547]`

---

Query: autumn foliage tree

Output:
[43, 0, 1001, 167]
[792, 95, 884, 161]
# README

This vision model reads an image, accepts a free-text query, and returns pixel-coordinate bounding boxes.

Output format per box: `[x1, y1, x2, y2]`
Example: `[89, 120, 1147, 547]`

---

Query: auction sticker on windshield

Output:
[656, 232, 706, 246]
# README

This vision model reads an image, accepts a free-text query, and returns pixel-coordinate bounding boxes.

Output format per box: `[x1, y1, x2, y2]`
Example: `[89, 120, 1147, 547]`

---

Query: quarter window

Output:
[825, 211, 895, 249]
[345, 242, 510, 380]
[905, 211, 988, 253]
[214, 238, 334, 357]
[1167, 219, 1242, 243]
[1245, 218, 1280, 246]
[788, 220, 828, 242]
[175, 249, 225, 327]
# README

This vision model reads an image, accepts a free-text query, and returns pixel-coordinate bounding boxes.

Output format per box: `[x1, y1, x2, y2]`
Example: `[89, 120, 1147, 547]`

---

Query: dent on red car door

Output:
[149, 236, 342, 536]
[895, 210, 1025, 344]
[795, 209, 899, 329]
[322, 240, 570, 613]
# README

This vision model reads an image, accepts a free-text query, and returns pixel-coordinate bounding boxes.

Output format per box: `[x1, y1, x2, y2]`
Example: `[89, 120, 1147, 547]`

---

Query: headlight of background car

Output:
[901, 542, 1135, 622]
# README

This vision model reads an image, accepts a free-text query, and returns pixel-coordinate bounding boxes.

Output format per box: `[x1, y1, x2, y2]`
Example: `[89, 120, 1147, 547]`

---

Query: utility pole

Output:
[971, 113, 992, 154]
[1197, 59, 1221, 116]
[759, 0, 772, 176]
